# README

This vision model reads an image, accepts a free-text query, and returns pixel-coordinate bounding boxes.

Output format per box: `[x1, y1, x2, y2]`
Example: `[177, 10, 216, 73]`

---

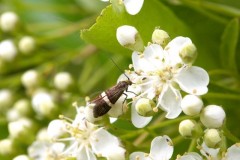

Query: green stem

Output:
[222, 125, 240, 142]
[188, 138, 197, 152]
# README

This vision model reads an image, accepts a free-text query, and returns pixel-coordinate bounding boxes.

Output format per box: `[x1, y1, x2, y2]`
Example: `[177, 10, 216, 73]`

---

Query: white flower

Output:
[21, 70, 39, 88]
[53, 72, 73, 90]
[18, 36, 35, 54]
[224, 143, 240, 160]
[31, 91, 57, 117]
[200, 105, 226, 128]
[28, 141, 66, 160]
[129, 37, 209, 121]
[102, 0, 144, 15]
[8, 118, 33, 139]
[47, 106, 126, 160]
[13, 155, 30, 160]
[0, 11, 19, 32]
[129, 135, 173, 160]
[181, 95, 203, 116]
[177, 152, 203, 160]
[0, 39, 17, 61]
[0, 138, 15, 155]
[200, 142, 220, 160]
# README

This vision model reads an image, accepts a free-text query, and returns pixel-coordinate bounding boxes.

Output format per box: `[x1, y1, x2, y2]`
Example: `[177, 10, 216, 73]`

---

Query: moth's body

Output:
[91, 80, 132, 118]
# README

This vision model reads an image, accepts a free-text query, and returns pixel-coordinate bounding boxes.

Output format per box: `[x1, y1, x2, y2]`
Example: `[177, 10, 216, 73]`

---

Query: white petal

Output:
[131, 101, 152, 128]
[47, 120, 66, 139]
[132, 51, 155, 73]
[179, 152, 203, 160]
[109, 117, 118, 123]
[164, 36, 192, 65]
[76, 146, 96, 160]
[106, 147, 126, 160]
[51, 142, 66, 154]
[130, 152, 150, 160]
[149, 136, 173, 160]
[108, 95, 126, 117]
[200, 142, 220, 159]
[176, 66, 209, 95]
[225, 143, 240, 160]
[91, 128, 124, 158]
[158, 86, 182, 119]
[123, 0, 144, 15]
[144, 44, 164, 70]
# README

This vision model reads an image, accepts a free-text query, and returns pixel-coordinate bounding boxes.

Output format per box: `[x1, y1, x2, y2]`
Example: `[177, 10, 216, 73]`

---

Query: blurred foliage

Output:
[0, 0, 240, 159]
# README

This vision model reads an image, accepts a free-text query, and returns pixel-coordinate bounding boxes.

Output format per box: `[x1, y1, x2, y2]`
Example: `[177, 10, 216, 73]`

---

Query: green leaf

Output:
[220, 18, 239, 71]
[81, 0, 191, 55]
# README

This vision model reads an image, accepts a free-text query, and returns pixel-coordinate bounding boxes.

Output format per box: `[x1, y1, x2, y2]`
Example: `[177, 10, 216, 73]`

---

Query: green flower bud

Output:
[152, 28, 171, 47]
[179, 119, 202, 138]
[204, 129, 221, 148]
[135, 98, 155, 116]
[179, 43, 197, 64]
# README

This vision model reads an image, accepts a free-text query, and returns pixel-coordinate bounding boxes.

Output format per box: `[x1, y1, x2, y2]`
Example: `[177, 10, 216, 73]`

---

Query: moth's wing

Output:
[92, 99, 112, 118]
[105, 85, 125, 104]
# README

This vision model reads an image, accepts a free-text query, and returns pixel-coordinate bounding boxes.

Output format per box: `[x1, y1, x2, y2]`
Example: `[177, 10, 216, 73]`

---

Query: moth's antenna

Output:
[110, 57, 130, 81]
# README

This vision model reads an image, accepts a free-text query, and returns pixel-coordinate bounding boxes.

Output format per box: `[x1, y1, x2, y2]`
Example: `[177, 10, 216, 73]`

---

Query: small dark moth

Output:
[91, 80, 132, 118]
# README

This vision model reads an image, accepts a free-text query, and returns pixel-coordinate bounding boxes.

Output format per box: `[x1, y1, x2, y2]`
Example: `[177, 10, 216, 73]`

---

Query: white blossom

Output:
[0, 89, 12, 110]
[177, 152, 203, 160]
[224, 143, 240, 160]
[47, 106, 126, 160]
[13, 155, 31, 160]
[200, 105, 226, 128]
[54, 72, 73, 90]
[28, 141, 66, 160]
[0, 11, 19, 32]
[126, 36, 209, 125]
[18, 36, 35, 54]
[21, 70, 39, 88]
[0, 138, 15, 155]
[0, 39, 17, 61]
[129, 135, 173, 160]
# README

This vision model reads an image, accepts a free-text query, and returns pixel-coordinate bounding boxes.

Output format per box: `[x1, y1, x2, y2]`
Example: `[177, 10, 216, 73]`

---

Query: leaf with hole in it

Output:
[220, 18, 239, 71]
[81, 0, 191, 55]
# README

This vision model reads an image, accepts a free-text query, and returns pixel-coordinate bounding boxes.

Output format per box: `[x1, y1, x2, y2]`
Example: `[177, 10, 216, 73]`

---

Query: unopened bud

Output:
[135, 98, 155, 117]
[116, 25, 144, 52]
[0, 40, 17, 61]
[13, 155, 31, 160]
[21, 70, 39, 89]
[13, 99, 32, 117]
[204, 129, 221, 148]
[181, 95, 203, 116]
[8, 118, 35, 142]
[18, 36, 35, 54]
[152, 28, 170, 47]
[0, 89, 12, 111]
[200, 105, 226, 128]
[0, 11, 19, 32]
[179, 42, 197, 64]
[179, 119, 196, 138]
[54, 72, 73, 90]
[0, 138, 15, 155]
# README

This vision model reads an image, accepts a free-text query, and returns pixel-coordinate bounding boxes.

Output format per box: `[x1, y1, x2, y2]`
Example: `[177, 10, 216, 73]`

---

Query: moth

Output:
[91, 80, 132, 118]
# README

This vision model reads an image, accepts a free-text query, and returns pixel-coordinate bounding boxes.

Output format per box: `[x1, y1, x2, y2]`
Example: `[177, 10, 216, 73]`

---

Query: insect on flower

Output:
[90, 59, 135, 118]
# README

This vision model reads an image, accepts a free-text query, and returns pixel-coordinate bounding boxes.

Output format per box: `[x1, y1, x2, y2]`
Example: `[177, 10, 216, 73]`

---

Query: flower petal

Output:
[225, 143, 240, 160]
[123, 0, 144, 15]
[176, 66, 209, 95]
[106, 147, 126, 160]
[132, 51, 155, 73]
[164, 36, 192, 65]
[91, 128, 125, 159]
[130, 152, 150, 160]
[158, 86, 182, 119]
[47, 120, 66, 139]
[131, 101, 152, 128]
[144, 44, 164, 70]
[200, 142, 220, 160]
[108, 95, 126, 118]
[149, 135, 173, 160]
[179, 152, 203, 160]
[76, 146, 96, 160]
